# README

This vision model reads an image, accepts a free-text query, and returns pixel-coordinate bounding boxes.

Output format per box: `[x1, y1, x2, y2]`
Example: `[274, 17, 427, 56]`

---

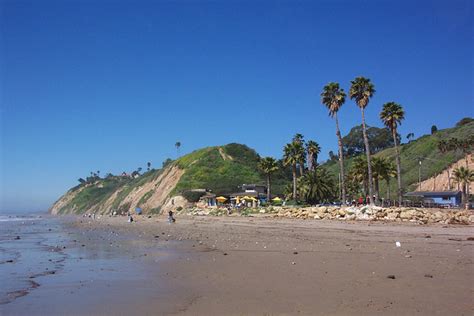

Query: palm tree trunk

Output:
[386, 179, 390, 200]
[334, 113, 347, 203]
[375, 178, 380, 203]
[299, 164, 304, 177]
[361, 108, 374, 205]
[392, 128, 403, 205]
[267, 174, 271, 202]
[308, 153, 313, 171]
[292, 165, 297, 201]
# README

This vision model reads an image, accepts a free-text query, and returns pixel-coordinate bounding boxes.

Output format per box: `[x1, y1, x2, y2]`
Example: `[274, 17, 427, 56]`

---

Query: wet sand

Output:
[2, 214, 474, 315]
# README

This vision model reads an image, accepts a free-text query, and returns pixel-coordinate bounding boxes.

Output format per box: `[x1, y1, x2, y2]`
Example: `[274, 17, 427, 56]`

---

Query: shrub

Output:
[182, 190, 206, 202]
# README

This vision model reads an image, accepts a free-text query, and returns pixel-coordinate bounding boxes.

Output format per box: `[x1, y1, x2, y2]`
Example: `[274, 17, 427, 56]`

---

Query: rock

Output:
[293, 251, 298, 255]
[467, 237, 474, 241]
[223, 253, 228, 256]
[424, 274, 433, 278]
[14, 236, 21, 240]
[387, 275, 396, 279]
[425, 235, 431, 238]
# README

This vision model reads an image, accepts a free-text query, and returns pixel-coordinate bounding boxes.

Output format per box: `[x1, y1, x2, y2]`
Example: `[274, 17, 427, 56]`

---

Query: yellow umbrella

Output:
[242, 196, 251, 200]
[216, 196, 227, 202]
[248, 197, 257, 201]
[272, 197, 282, 201]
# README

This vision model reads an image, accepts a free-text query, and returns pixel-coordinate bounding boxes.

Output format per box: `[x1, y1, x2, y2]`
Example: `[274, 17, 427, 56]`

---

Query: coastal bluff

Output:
[50, 144, 264, 215]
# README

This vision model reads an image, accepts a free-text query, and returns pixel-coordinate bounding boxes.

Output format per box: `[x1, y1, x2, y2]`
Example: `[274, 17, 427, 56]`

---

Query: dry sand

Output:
[70, 214, 474, 315]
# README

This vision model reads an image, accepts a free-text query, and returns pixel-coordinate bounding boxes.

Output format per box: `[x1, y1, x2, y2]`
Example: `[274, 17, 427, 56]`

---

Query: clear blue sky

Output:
[1, 0, 472, 212]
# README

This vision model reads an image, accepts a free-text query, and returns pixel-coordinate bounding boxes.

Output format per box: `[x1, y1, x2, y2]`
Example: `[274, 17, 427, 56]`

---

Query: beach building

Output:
[229, 184, 268, 207]
[404, 191, 462, 207]
[199, 193, 217, 206]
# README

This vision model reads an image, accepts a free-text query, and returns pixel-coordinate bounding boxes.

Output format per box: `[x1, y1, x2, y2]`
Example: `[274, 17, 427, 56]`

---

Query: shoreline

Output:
[71, 214, 474, 315]
[2, 214, 474, 315]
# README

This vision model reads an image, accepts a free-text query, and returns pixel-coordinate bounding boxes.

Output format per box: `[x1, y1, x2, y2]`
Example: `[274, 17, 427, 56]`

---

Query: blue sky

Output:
[1, 0, 473, 212]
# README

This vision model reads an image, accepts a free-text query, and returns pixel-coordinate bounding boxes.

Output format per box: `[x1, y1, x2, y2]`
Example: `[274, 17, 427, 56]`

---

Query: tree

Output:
[350, 76, 376, 205]
[321, 82, 347, 203]
[258, 157, 279, 202]
[175, 141, 181, 158]
[380, 101, 405, 205]
[147, 162, 151, 171]
[78, 178, 86, 184]
[298, 168, 336, 205]
[306, 140, 321, 171]
[371, 156, 393, 202]
[348, 155, 370, 197]
[431, 125, 438, 134]
[292, 134, 306, 176]
[137, 167, 142, 174]
[452, 166, 474, 209]
[383, 161, 397, 200]
[406, 133, 415, 142]
[341, 125, 396, 157]
[283, 142, 301, 201]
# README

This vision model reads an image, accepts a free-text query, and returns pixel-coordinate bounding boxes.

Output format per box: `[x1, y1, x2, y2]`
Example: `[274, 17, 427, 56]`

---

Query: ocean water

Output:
[0, 214, 68, 305]
[0, 213, 180, 315]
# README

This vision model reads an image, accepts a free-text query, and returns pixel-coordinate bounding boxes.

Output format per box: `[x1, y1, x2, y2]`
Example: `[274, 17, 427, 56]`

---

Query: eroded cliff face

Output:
[50, 165, 187, 215]
[416, 154, 473, 192]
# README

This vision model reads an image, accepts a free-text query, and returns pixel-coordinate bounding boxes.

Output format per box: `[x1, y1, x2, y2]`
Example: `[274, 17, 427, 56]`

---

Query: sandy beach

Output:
[2, 213, 473, 315]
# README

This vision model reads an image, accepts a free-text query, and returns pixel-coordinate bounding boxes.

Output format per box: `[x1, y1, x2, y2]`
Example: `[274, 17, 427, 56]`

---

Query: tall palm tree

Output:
[258, 157, 279, 202]
[283, 142, 301, 201]
[321, 82, 347, 203]
[350, 76, 376, 205]
[175, 141, 181, 158]
[292, 134, 306, 176]
[147, 162, 151, 171]
[306, 140, 321, 171]
[452, 166, 474, 209]
[380, 102, 405, 205]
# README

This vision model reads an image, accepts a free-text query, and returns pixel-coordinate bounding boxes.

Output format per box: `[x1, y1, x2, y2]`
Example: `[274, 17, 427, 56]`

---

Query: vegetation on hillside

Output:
[173, 143, 262, 195]
[322, 121, 474, 201]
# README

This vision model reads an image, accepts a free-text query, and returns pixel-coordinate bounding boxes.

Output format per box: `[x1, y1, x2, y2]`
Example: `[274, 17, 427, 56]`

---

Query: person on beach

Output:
[168, 210, 175, 223]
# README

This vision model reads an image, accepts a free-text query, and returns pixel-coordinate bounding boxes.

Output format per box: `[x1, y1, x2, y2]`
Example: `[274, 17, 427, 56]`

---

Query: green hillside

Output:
[173, 143, 262, 194]
[322, 121, 474, 198]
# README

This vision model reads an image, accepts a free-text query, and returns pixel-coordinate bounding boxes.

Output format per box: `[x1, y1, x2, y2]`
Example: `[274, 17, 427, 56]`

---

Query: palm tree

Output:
[258, 157, 279, 202]
[349, 155, 370, 197]
[321, 82, 347, 203]
[298, 168, 336, 205]
[371, 156, 386, 202]
[350, 76, 376, 205]
[383, 161, 397, 200]
[452, 166, 474, 209]
[147, 162, 151, 171]
[175, 141, 181, 158]
[283, 142, 301, 201]
[292, 134, 306, 176]
[380, 102, 405, 205]
[306, 140, 321, 171]
[406, 133, 415, 142]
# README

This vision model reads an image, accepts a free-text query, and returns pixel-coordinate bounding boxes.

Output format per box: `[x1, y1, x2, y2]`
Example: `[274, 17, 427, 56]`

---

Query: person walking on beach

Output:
[168, 210, 175, 223]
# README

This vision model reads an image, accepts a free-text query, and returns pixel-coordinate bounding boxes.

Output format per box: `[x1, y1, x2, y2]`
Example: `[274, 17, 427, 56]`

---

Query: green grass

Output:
[322, 122, 474, 198]
[173, 144, 263, 195]
[137, 189, 154, 207]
